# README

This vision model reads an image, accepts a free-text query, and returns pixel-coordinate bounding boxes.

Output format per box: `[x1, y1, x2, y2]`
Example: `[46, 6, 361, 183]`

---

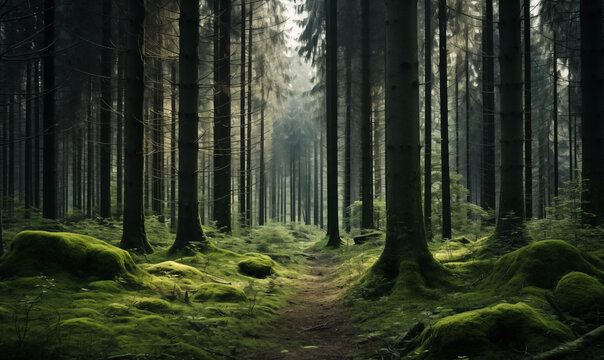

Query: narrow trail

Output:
[249, 253, 364, 360]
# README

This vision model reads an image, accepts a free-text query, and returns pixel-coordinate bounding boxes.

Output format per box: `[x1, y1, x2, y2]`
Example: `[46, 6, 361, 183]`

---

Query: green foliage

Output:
[554, 272, 604, 316]
[408, 302, 573, 360]
[529, 178, 604, 250]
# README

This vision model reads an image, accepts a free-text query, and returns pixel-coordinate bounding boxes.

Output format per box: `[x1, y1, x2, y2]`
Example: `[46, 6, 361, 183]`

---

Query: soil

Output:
[246, 252, 365, 360]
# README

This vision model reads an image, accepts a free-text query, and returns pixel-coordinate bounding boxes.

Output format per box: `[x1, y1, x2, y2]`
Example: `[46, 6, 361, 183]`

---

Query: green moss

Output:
[0, 231, 145, 283]
[238, 253, 275, 278]
[104, 303, 132, 317]
[87, 280, 123, 293]
[134, 297, 174, 313]
[193, 283, 247, 302]
[409, 302, 573, 360]
[0, 305, 10, 320]
[60, 317, 113, 336]
[554, 272, 604, 316]
[481, 240, 604, 293]
[451, 236, 472, 244]
[163, 342, 213, 360]
[144, 261, 203, 277]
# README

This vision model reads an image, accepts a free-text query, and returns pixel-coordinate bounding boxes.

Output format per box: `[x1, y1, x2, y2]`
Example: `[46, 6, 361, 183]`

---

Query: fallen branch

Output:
[529, 324, 604, 360]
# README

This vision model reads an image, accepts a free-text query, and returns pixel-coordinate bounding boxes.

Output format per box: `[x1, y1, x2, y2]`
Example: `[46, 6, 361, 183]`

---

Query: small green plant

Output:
[12, 274, 55, 349]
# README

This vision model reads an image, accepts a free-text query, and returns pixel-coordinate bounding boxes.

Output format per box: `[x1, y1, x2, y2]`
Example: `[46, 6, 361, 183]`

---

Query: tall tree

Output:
[481, 0, 495, 211]
[258, 67, 266, 226]
[552, 30, 559, 197]
[580, 0, 604, 224]
[171, 0, 208, 252]
[360, 0, 373, 231]
[523, 0, 532, 219]
[99, 0, 112, 218]
[42, 0, 57, 219]
[366, 0, 444, 295]
[494, 0, 526, 245]
[424, 0, 432, 239]
[343, 49, 351, 233]
[214, 0, 232, 232]
[239, 0, 247, 225]
[325, 0, 341, 247]
[439, 0, 451, 239]
[120, 0, 153, 253]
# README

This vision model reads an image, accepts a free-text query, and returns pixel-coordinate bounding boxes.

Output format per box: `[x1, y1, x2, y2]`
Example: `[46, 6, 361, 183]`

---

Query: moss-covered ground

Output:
[1, 214, 603, 359]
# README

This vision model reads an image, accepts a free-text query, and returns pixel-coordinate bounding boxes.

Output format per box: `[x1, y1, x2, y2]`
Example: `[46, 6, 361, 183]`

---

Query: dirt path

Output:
[248, 253, 363, 360]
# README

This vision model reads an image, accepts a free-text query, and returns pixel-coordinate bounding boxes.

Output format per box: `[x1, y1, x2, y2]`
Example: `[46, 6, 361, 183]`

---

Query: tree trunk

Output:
[325, 0, 341, 247]
[213, 0, 232, 232]
[239, 0, 246, 226]
[343, 49, 352, 233]
[152, 54, 164, 221]
[361, 0, 373, 231]
[87, 81, 93, 217]
[170, 63, 177, 230]
[42, 0, 56, 219]
[553, 31, 559, 198]
[368, 0, 443, 294]
[481, 0, 495, 211]
[439, 0, 451, 240]
[465, 33, 471, 205]
[99, 0, 112, 218]
[34, 60, 40, 209]
[424, 0, 432, 239]
[314, 138, 319, 225]
[117, 19, 124, 217]
[258, 74, 265, 226]
[120, 0, 153, 254]
[494, 0, 527, 244]
[580, 0, 604, 225]
[524, 0, 532, 218]
[171, 0, 208, 252]
[246, 4, 253, 225]
[25, 61, 32, 214]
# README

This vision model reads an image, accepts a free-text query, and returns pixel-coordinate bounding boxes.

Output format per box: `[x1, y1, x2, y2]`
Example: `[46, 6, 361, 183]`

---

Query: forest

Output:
[0, 0, 603, 359]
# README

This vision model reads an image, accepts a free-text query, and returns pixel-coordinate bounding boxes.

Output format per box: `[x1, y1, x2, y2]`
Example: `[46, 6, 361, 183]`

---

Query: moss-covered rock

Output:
[238, 253, 275, 278]
[193, 283, 247, 302]
[60, 317, 113, 337]
[408, 302, 573, 360]
[144, 261, 203, 277]
[134, 297, 174, 313]
[555, 272, 604, 316]
[480, 240, 604, 293]
[0, 231, 145, 282]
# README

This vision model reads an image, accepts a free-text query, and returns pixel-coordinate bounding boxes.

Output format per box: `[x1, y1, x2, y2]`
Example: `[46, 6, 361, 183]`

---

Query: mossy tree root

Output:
[529, 325, 604, 360]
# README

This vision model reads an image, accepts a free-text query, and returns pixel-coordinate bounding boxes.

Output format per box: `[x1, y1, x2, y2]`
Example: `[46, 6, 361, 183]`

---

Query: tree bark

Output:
[439, 0, 451, 240]
[494, 0, 527, 244]
[239, 0, 246, 225]
[171, 0, 208, 252]
[258, 72, 265, 226]
[99, 0, 112, 218]
[580, 0, 604, 225]
[482, 0, 495, 211]
[343, 49, 352, 233]
[325, 0, 341, 247]
[170, 63, 177, 230]
[246, 4, 253, 225]
[553, 31, 559, 198]
[120, 0, 153, 254]
[368, 0, 443, 292]
[424, 0, 432, 239]
[524, 0, 532, 218]
[213, 0, 232, 232]
[361, 0, 373, 231]
[42, 0, 56, 219]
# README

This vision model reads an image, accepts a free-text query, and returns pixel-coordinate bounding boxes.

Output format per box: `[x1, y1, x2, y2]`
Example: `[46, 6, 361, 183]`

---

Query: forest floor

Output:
[249, 253, 363, 360]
